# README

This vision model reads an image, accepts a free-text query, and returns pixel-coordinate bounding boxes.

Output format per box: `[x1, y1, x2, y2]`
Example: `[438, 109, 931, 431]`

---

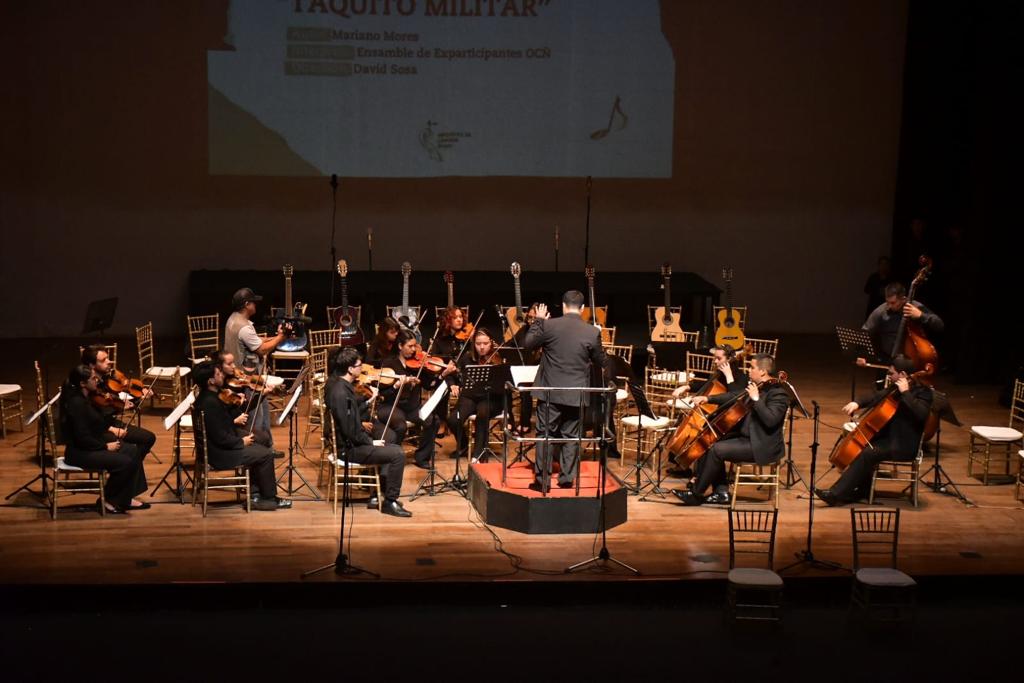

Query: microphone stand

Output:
[329, 174, 338, 306]
[780, 401, 843, 574]
[583, 177, 592, 268]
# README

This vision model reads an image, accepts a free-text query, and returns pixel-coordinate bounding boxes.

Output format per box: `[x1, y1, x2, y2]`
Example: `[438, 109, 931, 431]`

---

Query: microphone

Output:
[367, 227, 373, 248]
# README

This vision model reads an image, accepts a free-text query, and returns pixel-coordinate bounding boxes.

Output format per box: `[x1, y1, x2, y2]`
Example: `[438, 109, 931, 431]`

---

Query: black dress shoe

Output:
[557, 480, 574, 489]
[97, 499, 129, 515]
[253, 498, 279, 511]
[275, 498, 293, 509]
[366, 495, 379, 509]
[704, 491, 731, 506]
[671, 489, 704, 506]
[127, 501, 152, 510]
[381, 500, 412, 518]
[528, 482, 547, 493]
[814, 487, 840, 506]
[271, 449, 286, 459]
[413, 460, 432, 470]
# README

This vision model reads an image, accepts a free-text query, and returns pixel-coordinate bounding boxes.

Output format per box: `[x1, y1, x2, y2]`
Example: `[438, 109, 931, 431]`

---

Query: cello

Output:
[671, 372, 788, 468]
[891, 256, 938, 383]
[666, 345, 751, 462]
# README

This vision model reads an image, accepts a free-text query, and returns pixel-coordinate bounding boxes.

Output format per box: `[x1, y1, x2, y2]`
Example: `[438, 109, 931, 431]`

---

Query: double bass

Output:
[670, 372, 788, 468]
[829, 256, 938, 468]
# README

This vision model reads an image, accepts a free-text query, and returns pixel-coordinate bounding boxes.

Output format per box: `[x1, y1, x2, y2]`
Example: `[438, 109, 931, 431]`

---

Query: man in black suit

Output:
[192, 361, 291, 511]
[524, 290, 608, 492]
[816, 355, 933, 505]
[327, 347, 412, 518]
[673, 354, 789, 506]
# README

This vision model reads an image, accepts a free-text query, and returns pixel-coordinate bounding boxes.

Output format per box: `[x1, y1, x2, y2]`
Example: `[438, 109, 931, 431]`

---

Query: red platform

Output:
[468, 461, 627, 534]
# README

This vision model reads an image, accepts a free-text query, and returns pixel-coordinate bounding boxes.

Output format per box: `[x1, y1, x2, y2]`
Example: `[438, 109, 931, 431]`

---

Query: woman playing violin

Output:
[815, 355, 933, 506]
[435, 306, 470, 359]
[672, 353, 789, 507]
[377, 330, 457, 469]
[446, 327, 507, 463]
[366, 317, 402, 364]
[80, 344, 157, 471]
[209, 350, 273, 448]
[60, 364, 150, 514]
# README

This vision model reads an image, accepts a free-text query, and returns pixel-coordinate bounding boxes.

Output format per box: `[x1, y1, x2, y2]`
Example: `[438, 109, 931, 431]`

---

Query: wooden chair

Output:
[742, 337, 779, 371]
[326, 304, 361, 330]
[1017, 450, 1024, 502]
[713, 305, 749, 331]
[849, 507, 916, 622]
[325, 411, 382, 513]
[0, 383, 24, 439]
[51, 454, 107, 519]
[727, 507, 783, 622]
[868, 434, 925, 508]
[308, 328, 341, 355]
[192, 411, 251, 516]
[186, 314, 220, 364]
[967, 379, 1023, 485]
[685, 350, 716, 386]
[136, 322, 190, 405]
[731, 429, 787, 510]
[618, 366, 678, 466]
[599, 326, 616, 345]
[304, 353, 329, 448]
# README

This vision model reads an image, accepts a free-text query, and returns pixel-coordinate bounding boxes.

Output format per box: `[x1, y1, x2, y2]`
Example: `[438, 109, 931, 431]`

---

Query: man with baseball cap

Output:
[225, 287, 288, 457]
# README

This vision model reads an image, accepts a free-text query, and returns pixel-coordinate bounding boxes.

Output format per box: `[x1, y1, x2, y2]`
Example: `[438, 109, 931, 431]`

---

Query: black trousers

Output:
[447, 393, 499, 459]
[233, 426, 272, 448]
[65, 444, 147, 509]
[345, 443, 406, 501]
[377, 403, 440, 467]
[122, 424, 156, 458]
[208, 446, 277, 499]
[831, 440, 911, 501]
[692, 438, 757, 496]
[535, 401, 582, 486]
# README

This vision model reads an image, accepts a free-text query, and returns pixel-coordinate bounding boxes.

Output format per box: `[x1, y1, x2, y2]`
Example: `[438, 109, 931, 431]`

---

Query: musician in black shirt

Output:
[81, 344, 157, 465]
[446, 327, 505, 463]
[192, 361, 291, 511]
[59, 365, 149, 514]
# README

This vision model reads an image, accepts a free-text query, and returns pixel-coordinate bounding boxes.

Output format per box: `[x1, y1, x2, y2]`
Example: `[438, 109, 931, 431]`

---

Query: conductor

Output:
[524, 290, 608, 492]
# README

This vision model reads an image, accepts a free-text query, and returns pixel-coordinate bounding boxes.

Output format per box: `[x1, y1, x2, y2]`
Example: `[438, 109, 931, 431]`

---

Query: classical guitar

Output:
[714, 267, 745, 351]
[504, 262, 526, 342]
[580, 264, 607, 328]
[334, 259, 364, 347]
[443, 270, 473, 342]
[274, 264, 308, 352]
[390, 261, 421, 344]
[650, 263, 685, 342]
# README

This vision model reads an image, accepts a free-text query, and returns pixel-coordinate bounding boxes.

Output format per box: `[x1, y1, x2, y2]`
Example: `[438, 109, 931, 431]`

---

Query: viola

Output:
[356, 365, 401, 386]
[90, 387, 127, 411]
[218, 388, 244, 407]
[228, 370, 269, 392]
[453, 322, 474, 342]
[105, 369, 145, 399]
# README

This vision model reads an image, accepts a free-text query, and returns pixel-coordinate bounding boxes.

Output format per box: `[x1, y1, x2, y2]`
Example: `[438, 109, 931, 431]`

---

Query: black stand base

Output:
[302, 552, 380, 579]
[566, 545, 639, 574]
[919, 462, 972, 506]
[779, 550, 844, 574]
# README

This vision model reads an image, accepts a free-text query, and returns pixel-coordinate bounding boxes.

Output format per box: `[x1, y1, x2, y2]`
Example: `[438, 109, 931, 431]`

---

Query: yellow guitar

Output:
[714, 267, 745, 350]
[651, 263, 685, 342]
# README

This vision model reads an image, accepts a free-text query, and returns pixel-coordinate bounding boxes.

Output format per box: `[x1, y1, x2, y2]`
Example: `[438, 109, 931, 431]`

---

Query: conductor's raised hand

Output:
[534, 303, 550, 320]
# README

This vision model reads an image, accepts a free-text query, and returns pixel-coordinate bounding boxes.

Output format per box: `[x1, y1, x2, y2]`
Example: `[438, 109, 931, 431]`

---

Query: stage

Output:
[0, 334, 1020, 587]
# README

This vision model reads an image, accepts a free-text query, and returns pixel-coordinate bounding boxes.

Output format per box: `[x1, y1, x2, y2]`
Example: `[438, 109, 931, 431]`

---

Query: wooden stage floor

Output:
[0, 335, 1021, 585]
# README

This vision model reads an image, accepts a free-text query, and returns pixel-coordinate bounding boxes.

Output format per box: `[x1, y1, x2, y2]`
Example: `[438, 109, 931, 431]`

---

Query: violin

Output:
[90, 388, 127, 411]
[454, 322, 474, 342]
[104, 369, 146, 400]
[356, 365, 401, 386]
[405, 349, 449, 373]
[218, 388, 244, 407]
[228, 370, 269, 392]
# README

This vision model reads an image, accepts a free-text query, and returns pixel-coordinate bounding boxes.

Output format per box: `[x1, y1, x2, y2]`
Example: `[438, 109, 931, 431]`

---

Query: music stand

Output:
[505, 365, 539, 468]
[462, 364, 512, 465]
[919, 390, 971, 505]
[150, 390, 196, 501]
[276, 369, 321, 499]
[5, 391, 61, 505]
[835, 325, 877, 400]
[409, 381, 457, 500]
[82, 298, 118, 336]
[649, 341, 691, 372]
[619, 380, 669, 497]
[778, 378, 811, 490]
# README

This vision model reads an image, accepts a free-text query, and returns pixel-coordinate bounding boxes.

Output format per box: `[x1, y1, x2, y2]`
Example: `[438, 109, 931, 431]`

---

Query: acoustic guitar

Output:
[504, 262, 526, 342]
[650, 263, 685, 342]
[390, 261, 421, 344]
[581, 264, 607, 328]
[333, 259, 364, 347]
[714, 267, 745, 350]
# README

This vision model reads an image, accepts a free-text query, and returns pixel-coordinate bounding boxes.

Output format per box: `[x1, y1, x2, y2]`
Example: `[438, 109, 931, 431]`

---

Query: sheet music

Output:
[278, 384, 303, 426]
[419, 381, 449, 422]
[164, 391, 196, 430]
[510, 365, 539, 387]
[27, 390, 61, 426]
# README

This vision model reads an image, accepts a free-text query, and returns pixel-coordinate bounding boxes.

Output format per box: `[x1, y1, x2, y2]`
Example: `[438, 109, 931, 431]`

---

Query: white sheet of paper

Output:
[278, 384, 303, 426]
[419, 381, 449, 422]
[164, 390, 196, 430]
[27, 390, 61, 426]
[510, 365, 539, 387]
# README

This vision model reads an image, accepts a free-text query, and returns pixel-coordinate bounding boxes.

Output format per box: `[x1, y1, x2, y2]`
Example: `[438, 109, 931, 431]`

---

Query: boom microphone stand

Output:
[780, 401, 843, 574]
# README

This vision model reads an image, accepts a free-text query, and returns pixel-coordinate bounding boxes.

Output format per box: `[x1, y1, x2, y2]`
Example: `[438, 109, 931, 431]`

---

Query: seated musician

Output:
[81, 344, 157, 466]
[815, 355, 932, 506]
[377, 330, 457, 469]
[672, 354, 789, 506]
[328, 347, 401, 445]
[446, 327, 506, 463]
[859, 282, 943, 366]
[366, 317, 402, 364]
[434, 305, 469, 360]
[327, 347, 411, 517]
[191, 361, 292, 511]
[60, 365, 150, 514]
[209, 349, 272, 448]
[671, 344, 747, 399]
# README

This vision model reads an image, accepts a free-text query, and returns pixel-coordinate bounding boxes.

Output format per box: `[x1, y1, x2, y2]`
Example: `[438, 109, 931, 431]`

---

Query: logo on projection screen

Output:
[419, 120, 471, 162]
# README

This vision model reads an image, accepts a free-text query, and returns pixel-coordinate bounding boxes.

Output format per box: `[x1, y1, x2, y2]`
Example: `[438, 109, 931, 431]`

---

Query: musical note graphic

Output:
[589, 96, 628, 140]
